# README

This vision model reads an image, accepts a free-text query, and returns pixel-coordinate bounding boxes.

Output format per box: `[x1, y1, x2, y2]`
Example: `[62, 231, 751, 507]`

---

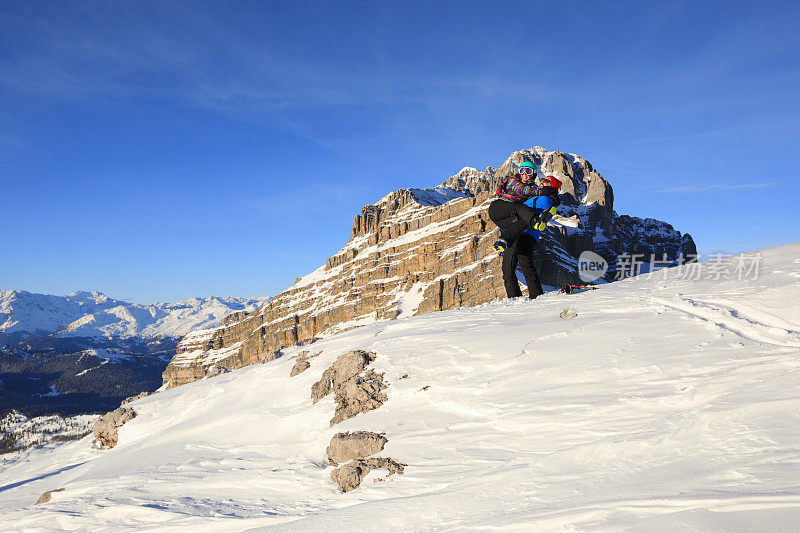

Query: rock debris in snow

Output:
[92, 407, 136, 449]
[331, 457, 406, 493]
[34, 488, 64, 505]
[326, 431, 388, 466]
[290, 354, 311, 377]
[560, 307, 578, 319]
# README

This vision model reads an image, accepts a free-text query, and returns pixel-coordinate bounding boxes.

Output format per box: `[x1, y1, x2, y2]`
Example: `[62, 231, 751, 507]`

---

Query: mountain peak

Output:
[163, 145, 697, 389]
[67, 290, 107, 300]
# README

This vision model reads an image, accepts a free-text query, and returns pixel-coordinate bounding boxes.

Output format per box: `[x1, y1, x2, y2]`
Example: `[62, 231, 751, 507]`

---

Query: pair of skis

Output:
[559, 284, 598, 294]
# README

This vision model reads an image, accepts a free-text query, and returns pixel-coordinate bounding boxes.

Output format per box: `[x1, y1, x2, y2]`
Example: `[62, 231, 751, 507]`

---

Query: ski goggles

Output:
[519, 166, 536, 175]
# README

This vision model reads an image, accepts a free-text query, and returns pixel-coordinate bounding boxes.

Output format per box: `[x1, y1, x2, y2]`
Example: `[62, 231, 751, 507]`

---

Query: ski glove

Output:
[530, 206, 558, 231]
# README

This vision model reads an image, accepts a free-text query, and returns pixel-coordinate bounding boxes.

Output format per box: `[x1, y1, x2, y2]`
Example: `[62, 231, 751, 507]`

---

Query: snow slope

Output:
[1, 243, 799, 531]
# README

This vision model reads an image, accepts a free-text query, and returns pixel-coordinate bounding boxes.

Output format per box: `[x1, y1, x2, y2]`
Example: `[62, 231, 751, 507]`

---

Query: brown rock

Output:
[34, 487, 65, 505]
[310, 351, 387, 426]
[311, 350, 376, 403]
[290, 354, 311, 377]
[326, 431, 388, 466]
[331, 458, 405, 492]
[93, 407, 136, 449]
[331, 370, 387, 426]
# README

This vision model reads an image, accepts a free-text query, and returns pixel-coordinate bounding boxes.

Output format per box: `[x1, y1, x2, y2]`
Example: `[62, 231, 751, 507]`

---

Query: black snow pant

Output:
[488, 199, 539, 247]
[502, 234, 544, 299]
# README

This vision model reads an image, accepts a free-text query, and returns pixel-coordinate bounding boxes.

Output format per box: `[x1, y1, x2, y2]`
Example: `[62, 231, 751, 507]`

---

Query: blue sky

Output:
[1, 0, 798, 303]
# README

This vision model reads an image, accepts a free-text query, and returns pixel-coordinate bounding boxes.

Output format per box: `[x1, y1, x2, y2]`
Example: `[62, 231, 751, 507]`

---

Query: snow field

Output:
[1, 244, 799, 531]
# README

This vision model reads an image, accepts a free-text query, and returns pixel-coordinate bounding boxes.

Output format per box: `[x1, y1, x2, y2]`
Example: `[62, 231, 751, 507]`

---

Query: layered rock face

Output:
[163, 147, 696, 388]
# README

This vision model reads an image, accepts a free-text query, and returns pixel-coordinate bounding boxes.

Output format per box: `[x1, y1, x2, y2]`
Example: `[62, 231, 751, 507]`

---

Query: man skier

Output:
[501, 188, 560, 299]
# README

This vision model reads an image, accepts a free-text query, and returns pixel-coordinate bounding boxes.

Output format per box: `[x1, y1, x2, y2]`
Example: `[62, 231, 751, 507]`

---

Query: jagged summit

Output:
[163, 146, 696, 388]
[67, 290, 108, 300]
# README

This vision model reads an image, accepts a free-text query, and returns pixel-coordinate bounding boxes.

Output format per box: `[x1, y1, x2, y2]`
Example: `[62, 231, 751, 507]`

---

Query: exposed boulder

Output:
[93, 407, 136, 449]
[34, 487, 65, 505]
[311, 350, 376, 403]
[331, 370, 387, 426]
[290, 353, 311, 377]
[311, 350, 387, 426]
[331, 458, 406, 492]
[326, 431, 388, 466]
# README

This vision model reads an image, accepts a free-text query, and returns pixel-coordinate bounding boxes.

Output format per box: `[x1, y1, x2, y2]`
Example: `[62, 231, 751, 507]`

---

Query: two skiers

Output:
[488, 161, 562, 299]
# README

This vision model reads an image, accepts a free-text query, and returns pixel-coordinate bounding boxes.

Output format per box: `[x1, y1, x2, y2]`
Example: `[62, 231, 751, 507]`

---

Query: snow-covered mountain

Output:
[0, 291, 270, 416]
[0, 290, 271, 344]
[2, 243, 797, 530]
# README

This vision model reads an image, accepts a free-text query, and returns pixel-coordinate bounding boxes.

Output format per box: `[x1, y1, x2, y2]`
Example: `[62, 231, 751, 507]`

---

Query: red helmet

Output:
[542, 175, 562, 190]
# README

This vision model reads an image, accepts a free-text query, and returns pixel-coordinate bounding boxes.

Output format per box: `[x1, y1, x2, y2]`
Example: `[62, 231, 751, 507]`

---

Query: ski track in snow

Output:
[651, 296, 800, 348]
[1, 243, 800, 531]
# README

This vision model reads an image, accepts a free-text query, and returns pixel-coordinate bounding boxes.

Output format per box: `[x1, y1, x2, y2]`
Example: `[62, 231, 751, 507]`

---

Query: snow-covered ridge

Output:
[2, 243, 798, 530]
[0, 290, 271, 342]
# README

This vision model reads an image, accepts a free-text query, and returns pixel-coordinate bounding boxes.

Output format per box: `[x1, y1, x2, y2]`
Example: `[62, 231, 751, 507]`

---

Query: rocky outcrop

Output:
[260, 349, 283, 364]
[311, 350, 387, 426]
[164, 146, 697, 388]
[331, 458, 406, 493]
[121, 391, 149, 406]
[34, 487, 65, 505]
[311, 350, 375, 401]
[205, 365, 229, 378]
[330, 369, 387, 426]
[290, 353, 311, 377]
[93, 407, 136, 448]
[326, 431, 388, 465]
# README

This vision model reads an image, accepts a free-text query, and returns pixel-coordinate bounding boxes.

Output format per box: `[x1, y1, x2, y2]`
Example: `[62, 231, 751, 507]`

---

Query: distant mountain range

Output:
[0, 291, 270, 416]
[0, 290, 271, 345]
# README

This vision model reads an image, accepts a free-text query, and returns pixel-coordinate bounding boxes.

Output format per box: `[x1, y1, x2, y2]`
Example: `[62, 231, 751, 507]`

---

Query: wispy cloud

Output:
[0, 2, 556, 129]
[657, 183, 776, 193]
